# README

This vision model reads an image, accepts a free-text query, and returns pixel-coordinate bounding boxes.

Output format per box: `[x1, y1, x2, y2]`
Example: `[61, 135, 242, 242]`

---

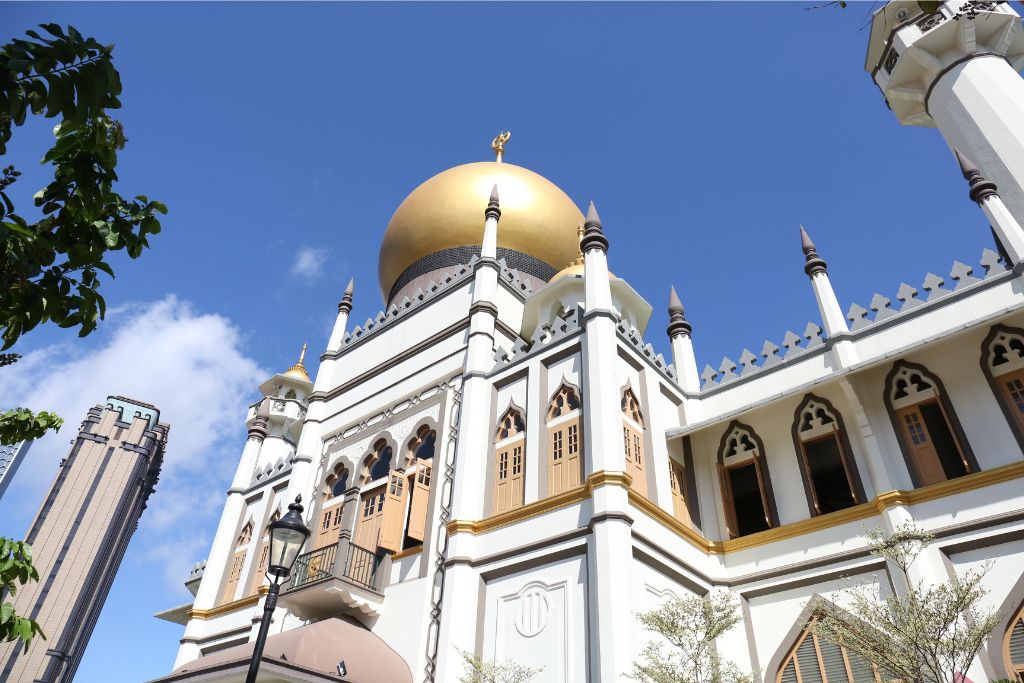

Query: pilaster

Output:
[800, 226, 857, 368]
[955, 148, 1024, 263]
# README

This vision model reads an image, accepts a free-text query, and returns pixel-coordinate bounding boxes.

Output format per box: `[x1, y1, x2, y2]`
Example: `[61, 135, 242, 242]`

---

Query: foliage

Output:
[630, 591, 753, 683]
[0, 23, 165, 350]
[0, 538, 45, 651]
[0, 406, 63, 445]
[810, 523, 999, 683]
[457, 649, 541, 683]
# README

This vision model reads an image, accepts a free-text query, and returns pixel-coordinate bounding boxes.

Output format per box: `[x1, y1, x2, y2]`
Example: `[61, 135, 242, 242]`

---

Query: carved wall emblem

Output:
[514, 587, 549, 638]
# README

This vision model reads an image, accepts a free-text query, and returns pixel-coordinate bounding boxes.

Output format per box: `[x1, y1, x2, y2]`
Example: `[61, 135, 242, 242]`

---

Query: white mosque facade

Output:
[155, 2, 1024, 681]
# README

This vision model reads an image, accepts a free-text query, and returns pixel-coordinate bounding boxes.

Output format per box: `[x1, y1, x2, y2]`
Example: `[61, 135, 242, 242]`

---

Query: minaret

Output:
[667, 286, 700, 393]
[867, 0, 1024, 221]
[955, 148, 1024, 264]
[326, 277, 354, 353]
[579, 201, 635, 681]
[435, 183, 503, 681]
[800, 225, 848, 337]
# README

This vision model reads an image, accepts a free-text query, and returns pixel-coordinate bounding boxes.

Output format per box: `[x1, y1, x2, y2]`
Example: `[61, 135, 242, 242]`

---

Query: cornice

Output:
[446, 461, 1024, 556]
[187, 585, 268, 621]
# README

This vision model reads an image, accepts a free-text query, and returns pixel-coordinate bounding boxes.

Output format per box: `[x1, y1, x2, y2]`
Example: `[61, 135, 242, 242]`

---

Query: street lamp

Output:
[245, 495, 311, 683]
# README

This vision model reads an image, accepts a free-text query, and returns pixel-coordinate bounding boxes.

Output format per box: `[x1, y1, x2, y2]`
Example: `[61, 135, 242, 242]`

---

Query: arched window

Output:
[325, 463, 350, 500]
[248, 510, 279, 595]
[884, 361, 975, 487]
[1005, 600, 1024, 680]
[493, 407, 526, 514]
[792, 395, 864, 516]
[406, 425, 436, 467]
[221, 521, 252, 604]
[717, 421, 777, 538]
[284, 389, 297, 400]
[547, 383, 583, 496]
[777, 619, 879, 683]
[366, 439, 394, 483]
[981, 324, 1024, 452]
[621, 388, 647, 496]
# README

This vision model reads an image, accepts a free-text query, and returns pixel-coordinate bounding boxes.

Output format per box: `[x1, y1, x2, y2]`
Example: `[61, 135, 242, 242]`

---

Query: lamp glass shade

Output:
[267, 501, 310, 578]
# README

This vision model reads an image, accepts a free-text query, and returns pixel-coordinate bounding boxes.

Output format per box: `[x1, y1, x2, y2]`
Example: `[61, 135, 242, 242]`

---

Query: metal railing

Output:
[289, 542, 381, 591]
[342, 543, 380, 590]
[291, 544, 337, 589]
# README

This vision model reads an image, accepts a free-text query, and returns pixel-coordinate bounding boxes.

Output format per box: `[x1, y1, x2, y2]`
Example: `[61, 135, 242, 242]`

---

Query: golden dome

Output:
[379, 161, 584, 300]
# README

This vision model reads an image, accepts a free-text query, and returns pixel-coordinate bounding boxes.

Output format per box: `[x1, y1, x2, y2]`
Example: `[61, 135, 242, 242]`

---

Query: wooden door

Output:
[407, 463, 431, 542]
[669, 460, 691, 526]
[623, 424, 647, 496]
[248, 538, 269, 594]
[895, 405, 945, 485]
[355, 487, 385, 549]
[379, 470, 409, 553]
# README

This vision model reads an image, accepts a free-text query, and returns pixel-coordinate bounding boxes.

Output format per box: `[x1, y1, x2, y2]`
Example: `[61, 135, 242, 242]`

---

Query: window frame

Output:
[980, 323, 1024, 455]
[716, 420, 779, 539]
[546, 383, 583, 496]
[790, 394, 866, 517]
[883, 360, 978, 488]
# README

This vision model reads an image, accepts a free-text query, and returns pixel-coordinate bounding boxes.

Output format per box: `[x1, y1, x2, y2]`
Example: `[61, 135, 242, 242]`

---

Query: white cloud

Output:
[0, 296, 267, 593]
[290, 246, 328, 281]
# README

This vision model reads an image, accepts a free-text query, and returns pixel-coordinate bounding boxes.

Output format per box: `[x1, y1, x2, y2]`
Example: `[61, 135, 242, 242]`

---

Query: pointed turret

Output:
[799, 225, 849, 338]
[579, 201, 608, 253]
[338, 277, 354, 315]
[327, 279, 355, 353]
[666, 286, 700, 393]
[800, 225, 827, 277]
[953, 148, 1024, 264]
[485, 183, 501, 220]
[247, 398, 270, 442]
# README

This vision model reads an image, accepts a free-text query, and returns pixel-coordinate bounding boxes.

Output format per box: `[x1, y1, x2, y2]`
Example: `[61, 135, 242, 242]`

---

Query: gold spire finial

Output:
[491, 130, 511, 162]
[572, 224, 585, 266]
[284, 342, 310, 382]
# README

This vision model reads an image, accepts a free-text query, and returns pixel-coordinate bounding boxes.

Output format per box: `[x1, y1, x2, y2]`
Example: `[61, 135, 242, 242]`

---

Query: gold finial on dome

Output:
[283, 342, 310, 382]
[491, 130, 511, 162]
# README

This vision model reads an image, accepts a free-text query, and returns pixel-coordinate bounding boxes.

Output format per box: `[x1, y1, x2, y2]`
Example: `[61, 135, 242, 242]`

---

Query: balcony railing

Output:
[289, 542, 381, 592]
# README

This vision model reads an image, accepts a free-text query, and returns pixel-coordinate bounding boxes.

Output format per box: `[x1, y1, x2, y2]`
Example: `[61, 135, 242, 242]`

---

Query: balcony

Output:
[280, 541, 387, 621]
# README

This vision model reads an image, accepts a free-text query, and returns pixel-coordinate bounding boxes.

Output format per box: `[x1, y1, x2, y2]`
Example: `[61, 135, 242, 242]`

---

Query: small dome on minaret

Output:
[282, 343, 310, 382]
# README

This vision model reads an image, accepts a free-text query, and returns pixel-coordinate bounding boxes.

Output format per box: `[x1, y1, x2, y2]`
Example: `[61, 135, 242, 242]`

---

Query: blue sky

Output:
[0, 2, 995, 681]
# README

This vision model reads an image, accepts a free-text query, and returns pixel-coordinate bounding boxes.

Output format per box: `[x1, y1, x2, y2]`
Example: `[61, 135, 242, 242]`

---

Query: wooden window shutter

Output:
[669, 460, 690, 526]
[221, 550, 246, 603]
[548, 426, 564, 495]
[894, 405, 945, 485]
[624, 424, 647, 496]
[355, 488, 385, 549]
[719, 464, 738, 539]
[566, 419, 581, 488]
[510, 443, 524, 509]
[495, 447, 510, 512]
[1001, 371, 1024, 433]
[407, 463, 432, 542]
[379, 470, 409, 553]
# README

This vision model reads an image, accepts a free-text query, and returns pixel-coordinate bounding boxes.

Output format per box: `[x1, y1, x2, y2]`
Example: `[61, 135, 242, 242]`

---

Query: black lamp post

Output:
[245, 495, 311, 683]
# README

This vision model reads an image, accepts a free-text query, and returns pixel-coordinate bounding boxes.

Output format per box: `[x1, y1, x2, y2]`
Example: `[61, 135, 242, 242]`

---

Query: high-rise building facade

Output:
[156, 2, 1024, 681]
[0, 397, 168, 683]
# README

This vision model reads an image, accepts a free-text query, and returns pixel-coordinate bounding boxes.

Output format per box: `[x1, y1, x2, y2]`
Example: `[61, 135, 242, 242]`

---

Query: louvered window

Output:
[1006, 604, 1024, 678]
[777, 623, 879, 683]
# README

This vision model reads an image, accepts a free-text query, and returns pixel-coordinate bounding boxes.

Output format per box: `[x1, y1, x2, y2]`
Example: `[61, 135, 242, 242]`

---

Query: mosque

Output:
[154, 1, 1024, 681]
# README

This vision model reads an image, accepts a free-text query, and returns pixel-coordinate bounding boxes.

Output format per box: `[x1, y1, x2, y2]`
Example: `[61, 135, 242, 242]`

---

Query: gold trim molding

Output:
[187, 586, 268, 621]
[446, 461, 1024, 555]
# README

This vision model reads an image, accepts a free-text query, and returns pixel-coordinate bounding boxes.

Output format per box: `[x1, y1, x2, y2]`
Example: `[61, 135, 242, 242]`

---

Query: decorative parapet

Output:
[615, 319, 676, 381]
[700, 322, 825, 389]
[491, 304, 582, 371]
[333, 257, 533, 356]
[698, 247, 1012, 391]
[843, 249, 1005, 332]
[250, 453, 294, 486]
